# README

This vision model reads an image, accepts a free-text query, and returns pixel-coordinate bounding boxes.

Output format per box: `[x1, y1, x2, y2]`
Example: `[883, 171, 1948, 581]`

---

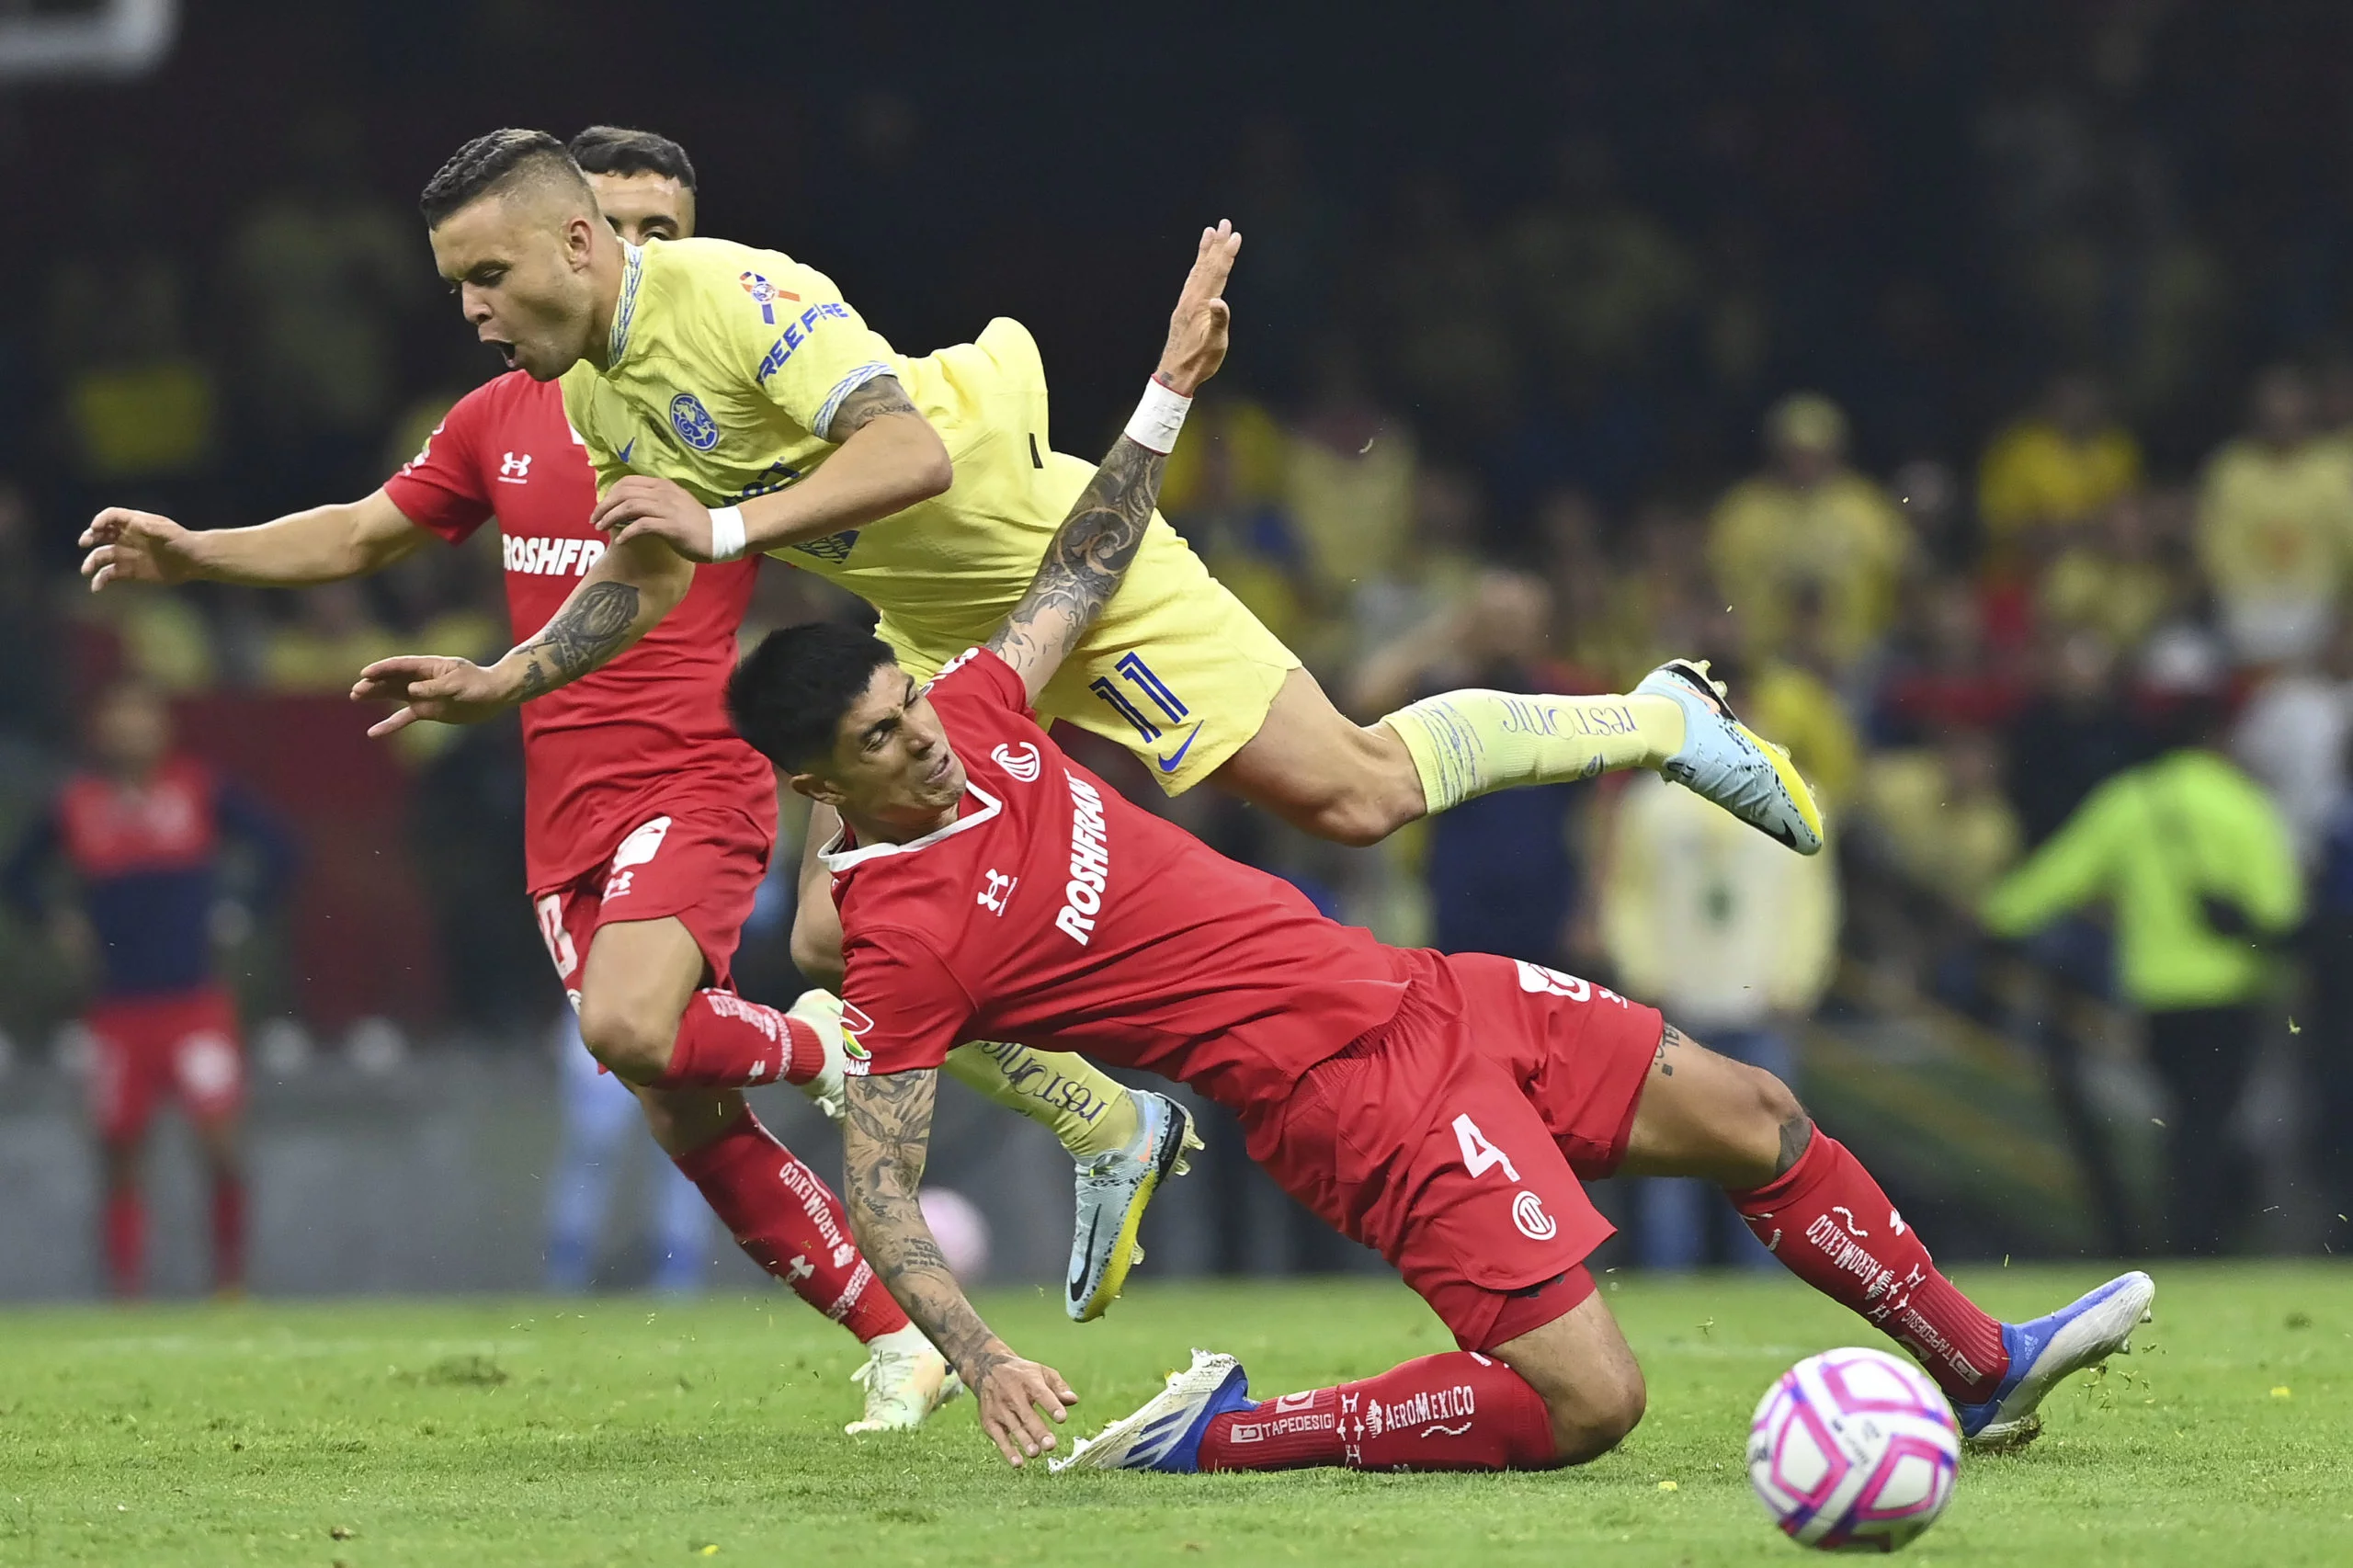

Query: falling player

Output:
[723, 223, 2154, 1472]
[75, 128, 1179, 1425]
[341, 131, 1825, 1315]
[3, 681, 294, 1298]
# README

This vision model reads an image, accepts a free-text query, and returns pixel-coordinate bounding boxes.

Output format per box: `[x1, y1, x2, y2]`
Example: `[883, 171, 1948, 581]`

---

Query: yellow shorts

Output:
[882, 448, 1299, 795]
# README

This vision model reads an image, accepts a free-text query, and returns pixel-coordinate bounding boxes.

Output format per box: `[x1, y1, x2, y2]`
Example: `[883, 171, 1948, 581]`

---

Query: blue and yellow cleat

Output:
[1956, 1269, 2155, 1452]
[1050, 1348, 1255, 1473]
[1067, 1090, 1202, 1323]
[1635, 658, 1825, 855]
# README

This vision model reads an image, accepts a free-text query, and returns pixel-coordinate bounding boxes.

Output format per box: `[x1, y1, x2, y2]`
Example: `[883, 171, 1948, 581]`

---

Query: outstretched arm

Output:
[984, 222, 1240, 702]
[80, 490, 428, 591]
[348, 531, 694, 736]
[842, 1068, 1077, 1468]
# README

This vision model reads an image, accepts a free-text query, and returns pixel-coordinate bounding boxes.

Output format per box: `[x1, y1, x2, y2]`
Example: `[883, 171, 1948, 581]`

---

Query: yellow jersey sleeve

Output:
[682, 252, 900, 442]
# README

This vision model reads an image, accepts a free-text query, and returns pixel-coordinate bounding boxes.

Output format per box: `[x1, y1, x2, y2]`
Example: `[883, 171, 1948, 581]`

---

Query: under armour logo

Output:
[498, 451, 533, 481]
[978, 869, 1017, 914]
[785, 1254, 815, 1282]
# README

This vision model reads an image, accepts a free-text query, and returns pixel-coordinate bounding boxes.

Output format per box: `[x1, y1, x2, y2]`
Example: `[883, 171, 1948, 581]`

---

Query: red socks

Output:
[1198, 1352, 1558, 1472]
[672, 1110, 907, 1343]
[652, 991, 824, 1090]
[211, 1175, 245, 1293]
[1733, 1131, 2008, 1403]
[104, 1189, 143, 1298]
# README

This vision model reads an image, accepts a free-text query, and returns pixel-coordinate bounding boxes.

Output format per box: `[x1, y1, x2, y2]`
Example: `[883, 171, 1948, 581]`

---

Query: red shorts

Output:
[1249, 949, 1663, 1352]
[86, 987, 244, 1143]
[531, 805, 772, 1004]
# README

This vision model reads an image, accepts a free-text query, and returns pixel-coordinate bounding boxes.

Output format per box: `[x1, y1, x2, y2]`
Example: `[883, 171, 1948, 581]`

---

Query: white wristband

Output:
[706, 506, 748, 562]
[1122, 377, 1193, 455]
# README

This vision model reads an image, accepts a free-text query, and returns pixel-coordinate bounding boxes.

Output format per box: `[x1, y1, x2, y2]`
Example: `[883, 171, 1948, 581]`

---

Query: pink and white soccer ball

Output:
[1747, 1347, 1961, 1552]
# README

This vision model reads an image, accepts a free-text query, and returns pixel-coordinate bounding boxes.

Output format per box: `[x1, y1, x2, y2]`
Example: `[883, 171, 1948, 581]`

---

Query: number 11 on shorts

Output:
[1453, 1113, 1520, 1182]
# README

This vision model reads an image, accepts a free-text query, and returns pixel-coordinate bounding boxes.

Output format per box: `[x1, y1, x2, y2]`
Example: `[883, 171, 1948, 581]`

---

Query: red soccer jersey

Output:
[382, 372, 775, 889]
[829, 649, 1409, 1119]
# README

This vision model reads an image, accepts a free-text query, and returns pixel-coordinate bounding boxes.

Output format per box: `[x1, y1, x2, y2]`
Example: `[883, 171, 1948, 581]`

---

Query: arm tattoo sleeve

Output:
[513, 579, 641, 698]
[986, 435, 1164, 678]
[822, 374, 918, 442]
[841, 1070, 1008, 1381]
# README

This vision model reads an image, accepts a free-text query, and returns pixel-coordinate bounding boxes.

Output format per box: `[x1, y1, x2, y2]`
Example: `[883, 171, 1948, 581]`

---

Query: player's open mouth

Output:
[488, 340, 518, 369]
[925, 751, 953, 785]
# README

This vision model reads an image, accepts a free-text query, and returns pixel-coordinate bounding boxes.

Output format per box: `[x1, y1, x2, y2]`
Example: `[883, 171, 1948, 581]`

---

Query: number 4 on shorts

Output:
[1453, 1113, 1520, 1182]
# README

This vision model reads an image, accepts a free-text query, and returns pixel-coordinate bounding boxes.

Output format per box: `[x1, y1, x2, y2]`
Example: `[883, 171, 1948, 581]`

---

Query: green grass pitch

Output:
[1, 1262, 2346, 1566]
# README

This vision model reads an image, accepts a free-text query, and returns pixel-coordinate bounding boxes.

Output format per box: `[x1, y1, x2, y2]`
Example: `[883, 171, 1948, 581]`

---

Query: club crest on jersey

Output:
[989, 742, 1041, 782]
[737, 269, 799, 325]
[668, 392, 721, 451]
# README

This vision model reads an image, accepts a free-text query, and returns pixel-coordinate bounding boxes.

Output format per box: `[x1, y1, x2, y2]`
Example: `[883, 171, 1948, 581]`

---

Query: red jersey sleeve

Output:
[923, 645, 1030, 718]
[840, 926, 974, 1076]
[382, 381, 498, 543]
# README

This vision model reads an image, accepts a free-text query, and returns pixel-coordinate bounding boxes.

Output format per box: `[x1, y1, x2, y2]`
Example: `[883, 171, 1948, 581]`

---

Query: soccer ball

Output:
[1747, 1347, 1961, 1552]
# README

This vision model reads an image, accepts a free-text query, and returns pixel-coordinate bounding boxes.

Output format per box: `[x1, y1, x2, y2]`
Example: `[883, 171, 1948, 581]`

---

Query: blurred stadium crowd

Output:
[6, 2, 2353, 1271]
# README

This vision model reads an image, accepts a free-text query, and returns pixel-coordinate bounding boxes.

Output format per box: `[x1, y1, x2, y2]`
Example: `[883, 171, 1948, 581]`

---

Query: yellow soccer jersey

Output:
[563, 236, 1076, 649]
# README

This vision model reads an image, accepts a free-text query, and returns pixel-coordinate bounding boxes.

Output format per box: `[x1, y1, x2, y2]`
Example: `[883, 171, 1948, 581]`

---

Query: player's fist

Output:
[971, 1352, 1079, 1469]
[350, 653, 521, 737]
[591, 475, 719, 562]
[1156, 220, 1242, 396]
[81, 507, 202, 591]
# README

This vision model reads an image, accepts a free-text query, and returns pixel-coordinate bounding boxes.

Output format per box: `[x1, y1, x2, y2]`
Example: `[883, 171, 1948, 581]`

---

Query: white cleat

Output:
[786, 988, 848, 1121]
[1067, 1091, 1202, 1323]
[843, 1326, 963, 1435]
[1050, 1348, 1254, 1473]
[1635, 657, 1825, 855]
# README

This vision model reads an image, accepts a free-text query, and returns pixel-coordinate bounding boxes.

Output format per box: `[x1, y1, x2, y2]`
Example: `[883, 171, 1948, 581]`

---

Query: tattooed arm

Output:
[592, 373, 953, 562]
[842, 1067, 1079, 1467]
[348, 529, 691, 735]
[983, 223, 1240, 701]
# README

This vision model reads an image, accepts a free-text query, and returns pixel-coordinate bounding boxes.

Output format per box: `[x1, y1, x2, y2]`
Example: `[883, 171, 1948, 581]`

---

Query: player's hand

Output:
[1154, 220, 1243, 397]
[592, 475, 718, 561]
[350, 654, 520, 736]
[970, 1351, 1078, 1469]
[80, 507, 203, 591]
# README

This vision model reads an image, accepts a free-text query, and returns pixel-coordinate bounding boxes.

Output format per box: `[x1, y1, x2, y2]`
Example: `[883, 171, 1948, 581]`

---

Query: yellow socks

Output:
[943, 1040, 1141, 1159]
[1381, 689, 1688, 815]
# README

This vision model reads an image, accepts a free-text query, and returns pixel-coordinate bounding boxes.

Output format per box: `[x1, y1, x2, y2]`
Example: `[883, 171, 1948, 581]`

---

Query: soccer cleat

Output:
[1067, 1090, 1203, 1323]
[1955, 1269, 2155, 1452]
[843, 1328, 964, 1435]
[786, 988, 848, 1121]
[1050, 1348, 1255, 1473]
[1634, 658, 1825, 856]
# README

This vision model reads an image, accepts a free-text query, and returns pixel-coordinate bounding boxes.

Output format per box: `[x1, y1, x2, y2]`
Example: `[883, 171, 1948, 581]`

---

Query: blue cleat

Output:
[1050, 1349, 1255, 1473]
[1635, 658, 1825, 855]
[1955, 1269, 2155, 1451]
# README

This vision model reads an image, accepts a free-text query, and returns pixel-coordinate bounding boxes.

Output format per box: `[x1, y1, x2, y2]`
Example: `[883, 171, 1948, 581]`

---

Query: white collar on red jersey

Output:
[819, 782, 1002, 871]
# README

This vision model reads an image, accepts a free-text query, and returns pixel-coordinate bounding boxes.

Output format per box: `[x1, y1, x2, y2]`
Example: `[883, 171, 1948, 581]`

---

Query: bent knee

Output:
[577, 1001, 678, 1085]
[1300, 794, 1403, 848]
[1548, 1368, 1647, 1465]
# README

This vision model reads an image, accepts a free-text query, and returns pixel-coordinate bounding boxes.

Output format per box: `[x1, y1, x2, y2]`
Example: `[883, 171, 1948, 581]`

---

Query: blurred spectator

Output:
[1598, 770, 1838, 1269]
[545, 1011, 710, 1294]
[2003, 631, 2150, 847]
[221, 112, 427, 511]
[2231, 621, 2353, 868]
[1859, 726, 2023, 915]
[1350, 570, 1588, 963]
[44, 165, 217, 500]
[1877, 580, 2028, 744]
[1159, 396, 1312, 653]
[1976, 373, 2141, 572]
[1708, 392, 1912, 671]
[2196, 366, 2353, 665]
[1283, 342, 1417, 616]
[1371, 170, 1515, 440]
[259, 583, 405, 693]
[2036, 490, 2180, 654]
[1, 682, 293, 1296]
[1739, 598, 1866, 809]
[1346, 466, 1484, 667]
[1982, 695, 2302, 1256]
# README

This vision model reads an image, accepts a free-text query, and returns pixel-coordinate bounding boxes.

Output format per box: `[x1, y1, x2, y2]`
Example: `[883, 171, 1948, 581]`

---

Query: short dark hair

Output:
[419, 129, 588, 226]
[568, 125, 698, 191]
[728, 622, 899, 770]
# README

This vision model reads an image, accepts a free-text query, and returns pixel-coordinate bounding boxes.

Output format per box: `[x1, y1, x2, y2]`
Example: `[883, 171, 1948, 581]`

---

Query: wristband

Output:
[1122, 375, 1193, 455]
[706, 506, 748, 562]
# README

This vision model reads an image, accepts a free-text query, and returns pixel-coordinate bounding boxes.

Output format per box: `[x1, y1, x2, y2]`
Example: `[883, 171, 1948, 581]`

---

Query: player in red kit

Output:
[727, 224, 2154, 1471]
